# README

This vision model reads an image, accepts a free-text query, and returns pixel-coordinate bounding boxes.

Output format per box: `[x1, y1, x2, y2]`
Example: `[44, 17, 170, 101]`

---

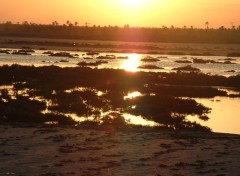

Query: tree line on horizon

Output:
[0, 21, 240, 44]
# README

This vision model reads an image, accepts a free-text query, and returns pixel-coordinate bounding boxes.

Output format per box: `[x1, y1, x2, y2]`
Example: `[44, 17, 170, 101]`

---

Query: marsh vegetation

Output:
[1, 65, 239, 131]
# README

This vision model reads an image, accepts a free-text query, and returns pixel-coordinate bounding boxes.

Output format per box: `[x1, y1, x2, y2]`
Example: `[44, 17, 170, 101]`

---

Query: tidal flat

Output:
[0, 65, 240, 132]
[0, 43, 240, 176]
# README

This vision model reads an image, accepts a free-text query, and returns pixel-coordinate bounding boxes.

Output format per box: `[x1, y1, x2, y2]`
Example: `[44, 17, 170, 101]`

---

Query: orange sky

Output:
[0, 0, 240, 28]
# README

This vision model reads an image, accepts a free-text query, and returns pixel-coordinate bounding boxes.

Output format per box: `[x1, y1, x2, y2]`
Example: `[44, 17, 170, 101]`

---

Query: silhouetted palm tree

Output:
[5, 21, 12, 25]
[22, 21, 29, 25]
[85, 22, 91, 27]
[66, 20, 70, 26]
[205, 21, 209, 29]
[52, 21, 58, 26]
[231, 22, 235, 29]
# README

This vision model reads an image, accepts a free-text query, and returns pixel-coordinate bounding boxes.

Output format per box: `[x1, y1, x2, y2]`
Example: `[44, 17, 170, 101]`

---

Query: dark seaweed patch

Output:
[0, 65, 239, 131]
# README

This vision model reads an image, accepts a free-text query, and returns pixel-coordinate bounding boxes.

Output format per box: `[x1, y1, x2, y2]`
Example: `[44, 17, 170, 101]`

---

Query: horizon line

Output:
[1, 21, 239, 30]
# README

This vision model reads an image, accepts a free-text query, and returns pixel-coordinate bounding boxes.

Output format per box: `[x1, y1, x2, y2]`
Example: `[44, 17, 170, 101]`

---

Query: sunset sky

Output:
[0, 0, 240, 28]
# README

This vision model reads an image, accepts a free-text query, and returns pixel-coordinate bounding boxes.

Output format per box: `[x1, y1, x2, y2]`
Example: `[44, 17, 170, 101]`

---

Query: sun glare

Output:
[122, 54, 141, 72]
[121, 0, 148, 9]
[119, 0, 148, 10]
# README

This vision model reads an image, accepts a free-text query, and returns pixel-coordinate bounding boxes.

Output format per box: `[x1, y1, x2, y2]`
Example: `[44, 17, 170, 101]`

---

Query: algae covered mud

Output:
[0, 64, 240, 134]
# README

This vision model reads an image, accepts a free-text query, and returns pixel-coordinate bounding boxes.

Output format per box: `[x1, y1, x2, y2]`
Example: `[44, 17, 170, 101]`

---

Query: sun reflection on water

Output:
[121, 54, 141, 72]
[124, 91, 142, 100]
[123, 113, 158, 127]
[186, 97, 240, 134]
[101, 111, 158, 127]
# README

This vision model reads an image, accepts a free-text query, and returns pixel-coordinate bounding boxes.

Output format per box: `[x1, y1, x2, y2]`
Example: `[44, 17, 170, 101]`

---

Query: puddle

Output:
[0, 85, 14, 89]
[187, 97, 240, 134]
[124, 91, 142, 100]
[217, 88, 240, 96]
[1, 83, 240, 132]
[44, 121, 59, 125]
[65, 87, 105, 96]
[123, 113, 158, 127]
[0, 85, 32, 100]
[100, 111, 158, 127]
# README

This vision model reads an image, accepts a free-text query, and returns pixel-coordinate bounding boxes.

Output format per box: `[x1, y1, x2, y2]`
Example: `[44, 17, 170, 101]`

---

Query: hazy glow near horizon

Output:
[0, 0, 240, 28]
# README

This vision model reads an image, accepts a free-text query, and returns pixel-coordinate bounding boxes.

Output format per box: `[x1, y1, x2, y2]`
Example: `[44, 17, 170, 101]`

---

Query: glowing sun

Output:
[121, 0, 147, 8]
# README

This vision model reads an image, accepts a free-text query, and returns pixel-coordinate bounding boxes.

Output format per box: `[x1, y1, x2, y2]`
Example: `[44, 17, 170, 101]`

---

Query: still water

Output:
[1, 49, 240, 134]
[187, 97, 240, 134]
[0, 48, 240, 76]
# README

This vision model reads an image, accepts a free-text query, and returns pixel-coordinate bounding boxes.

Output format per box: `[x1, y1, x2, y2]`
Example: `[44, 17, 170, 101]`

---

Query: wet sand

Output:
[0, 124, 240, 176]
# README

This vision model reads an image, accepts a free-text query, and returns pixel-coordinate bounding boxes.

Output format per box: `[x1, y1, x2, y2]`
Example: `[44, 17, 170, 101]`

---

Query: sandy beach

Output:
[1, 124, 240, 176]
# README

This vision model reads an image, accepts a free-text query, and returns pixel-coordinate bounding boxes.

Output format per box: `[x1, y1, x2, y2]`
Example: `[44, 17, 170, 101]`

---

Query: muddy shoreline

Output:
[0, 124, 240, 176]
